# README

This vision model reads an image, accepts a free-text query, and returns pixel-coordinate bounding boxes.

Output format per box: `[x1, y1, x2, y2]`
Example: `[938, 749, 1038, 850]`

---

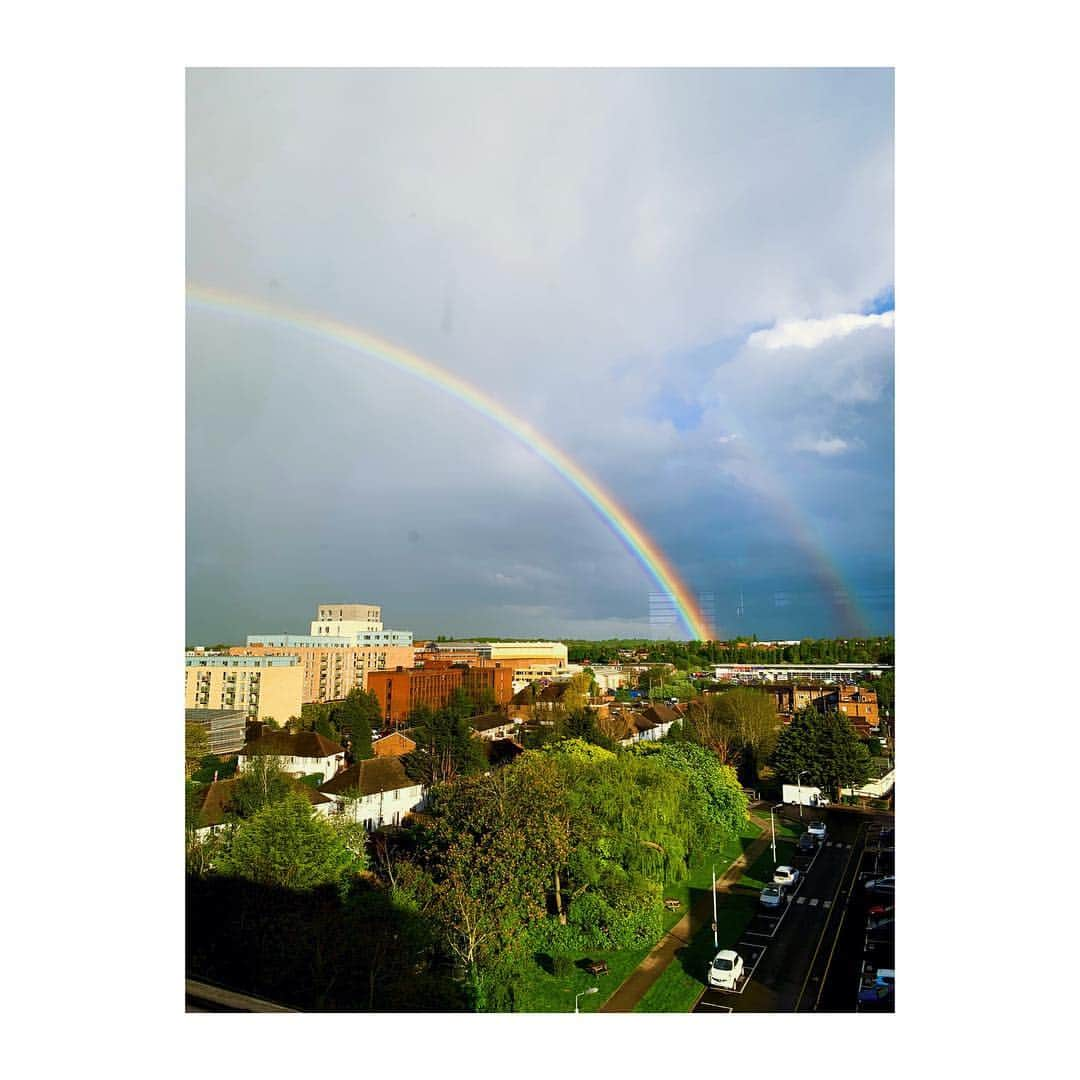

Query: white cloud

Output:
[792, 435, 856, 456]
[748, 310, 894, 351]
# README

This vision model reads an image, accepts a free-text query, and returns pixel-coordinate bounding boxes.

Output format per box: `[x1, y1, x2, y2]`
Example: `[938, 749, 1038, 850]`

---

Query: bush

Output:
[552, 954, 574, 978]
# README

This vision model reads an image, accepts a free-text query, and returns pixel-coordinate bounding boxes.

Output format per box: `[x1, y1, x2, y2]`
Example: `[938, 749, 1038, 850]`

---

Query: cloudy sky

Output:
[187, 68, 893, 644]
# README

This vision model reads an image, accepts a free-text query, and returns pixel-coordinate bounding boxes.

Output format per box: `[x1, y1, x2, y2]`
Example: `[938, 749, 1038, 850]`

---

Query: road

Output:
[693, 807, 882, 1013]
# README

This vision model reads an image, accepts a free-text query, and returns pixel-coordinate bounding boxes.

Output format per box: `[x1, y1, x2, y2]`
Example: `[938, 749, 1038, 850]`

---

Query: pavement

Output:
[599, 808, 775, 1013]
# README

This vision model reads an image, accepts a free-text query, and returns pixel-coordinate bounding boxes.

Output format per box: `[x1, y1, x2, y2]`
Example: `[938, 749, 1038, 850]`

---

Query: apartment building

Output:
[367, 664, 514, 725]
[231, 641, 414, 703]
[184, 654, 303, 724]
[185, 708, 246, 755]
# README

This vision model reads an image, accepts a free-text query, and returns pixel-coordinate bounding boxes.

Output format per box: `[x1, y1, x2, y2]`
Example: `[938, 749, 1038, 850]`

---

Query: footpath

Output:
[599, 808, 773, 1013]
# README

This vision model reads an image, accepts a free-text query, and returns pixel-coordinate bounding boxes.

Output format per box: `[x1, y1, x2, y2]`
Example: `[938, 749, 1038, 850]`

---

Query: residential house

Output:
[372, 731, 417, 758]
[318, 756, 426, 831]
[188, 776, 334, 839]
[470, 712, 520, 741]
[237, 731, 346, 783]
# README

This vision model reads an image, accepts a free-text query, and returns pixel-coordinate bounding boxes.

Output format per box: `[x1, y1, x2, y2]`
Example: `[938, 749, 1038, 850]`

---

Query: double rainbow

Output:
[187, 282, 716, 641]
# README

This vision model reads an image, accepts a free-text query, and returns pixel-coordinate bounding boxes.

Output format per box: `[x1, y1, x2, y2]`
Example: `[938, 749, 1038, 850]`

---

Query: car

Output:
[773, 866, 801, 887]
[797, 832, 817, 854]
[864, 875, 895, 895]
[759, 883, 787, 908]
[807, 820, 827, 841]
[858, 968, 895, 1004]
[867, 912, 894, 931]
[707, 949, 745, 990]
[867, 902, 893, 918]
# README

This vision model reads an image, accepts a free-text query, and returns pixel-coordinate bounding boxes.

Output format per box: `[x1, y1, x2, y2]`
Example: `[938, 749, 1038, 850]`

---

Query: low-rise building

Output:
[372, 731, 417, 758]
[712, 663, 891, 684]
[470, 713, 520, 741]
[237, 731, 346, 783]
[185, 708, 246, 755]
[318, 756, 426, 831]
[189, 776, 334, 838]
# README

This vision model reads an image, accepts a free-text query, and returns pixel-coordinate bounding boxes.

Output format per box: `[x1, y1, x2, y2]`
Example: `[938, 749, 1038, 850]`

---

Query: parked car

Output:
[864, 875, 895, 895]
[707, 949, 745, 990]
[867, 911, 894, 931]
[858, 969, 895, 1004]
[759, 883, 787, 908]
[808, 820, 827, 841]
[797, 832, 817, 854]
[867, 903, 893, 918]
[773, 866, 801, 888]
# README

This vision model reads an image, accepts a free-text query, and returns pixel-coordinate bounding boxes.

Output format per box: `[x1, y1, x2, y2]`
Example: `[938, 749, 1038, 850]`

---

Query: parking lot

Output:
[693, 808, 869, 1013]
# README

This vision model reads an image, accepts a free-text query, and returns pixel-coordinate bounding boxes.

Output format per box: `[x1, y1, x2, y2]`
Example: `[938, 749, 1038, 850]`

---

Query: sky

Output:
[187, 68, 894, 644]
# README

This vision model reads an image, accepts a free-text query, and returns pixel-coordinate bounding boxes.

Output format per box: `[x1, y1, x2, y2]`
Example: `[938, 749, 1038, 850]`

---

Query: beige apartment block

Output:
[185, 653, 304, 724]
[230, 643, 415, 703]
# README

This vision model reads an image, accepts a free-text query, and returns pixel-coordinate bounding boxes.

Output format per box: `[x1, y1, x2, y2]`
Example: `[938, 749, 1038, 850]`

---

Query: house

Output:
[613, 711, 659, 747]
[372, 731, 417, 758]
[470, 712, 520, 741]
[188, 776, 334, 838]
[237, 731, 346, 783]
[640, 702, 680, 739]
[318, 756, 426, 831]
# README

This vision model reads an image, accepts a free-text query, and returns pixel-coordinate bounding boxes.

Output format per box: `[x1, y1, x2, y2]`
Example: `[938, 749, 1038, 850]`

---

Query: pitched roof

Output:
[642, 702, 679, 726]
[471, 712, 513, 732]
[318, 755, 420, 797]
[240, 731, 345, 758]
[373, 731, 417, 750]
[192, 777, 331, 828]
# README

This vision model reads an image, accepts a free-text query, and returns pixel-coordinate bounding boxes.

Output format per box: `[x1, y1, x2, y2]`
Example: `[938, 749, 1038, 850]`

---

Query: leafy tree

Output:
[715, 688, 781, 781]
[771, 709, 872, 799]
[405, 703, 486, 786]
[333, 688, 380, 760]
[232, 755, 292, 818]
[635, 741, 748, 841]
[680, 696, 742, 767]
[219, 791, 361, 890]
[185, 722, 211, 779]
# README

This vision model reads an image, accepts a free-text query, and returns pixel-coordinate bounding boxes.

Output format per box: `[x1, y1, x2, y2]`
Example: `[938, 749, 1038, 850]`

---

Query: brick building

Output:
[367, 665, 513, 725]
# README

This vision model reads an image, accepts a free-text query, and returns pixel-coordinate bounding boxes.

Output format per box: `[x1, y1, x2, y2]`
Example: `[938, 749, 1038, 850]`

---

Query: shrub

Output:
[552, 954, 574, 978]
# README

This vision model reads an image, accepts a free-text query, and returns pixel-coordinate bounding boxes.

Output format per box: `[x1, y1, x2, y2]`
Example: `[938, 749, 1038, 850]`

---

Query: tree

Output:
[681, 696, 742, 767]
[186, 722, 211, 779]
[333, 688, 381, 760]
[232, 755, 292, 818]
[771, 709, 872, 799]
[219, 791, 361, 890]
[714, 688, 781, 781]
[405, 703, 486, 787]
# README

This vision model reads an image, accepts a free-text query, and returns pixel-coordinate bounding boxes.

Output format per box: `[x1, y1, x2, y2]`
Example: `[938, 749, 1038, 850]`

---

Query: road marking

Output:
[698, 1002, 733, 1012]
[809, 897, 819, 907]
[823, 899, 832, 909]
[796, 896, 807, 905]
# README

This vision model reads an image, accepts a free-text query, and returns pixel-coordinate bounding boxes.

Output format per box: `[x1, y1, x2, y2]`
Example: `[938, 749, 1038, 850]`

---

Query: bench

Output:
[663, 898, 682, 911]
[584, 960, 609, 976]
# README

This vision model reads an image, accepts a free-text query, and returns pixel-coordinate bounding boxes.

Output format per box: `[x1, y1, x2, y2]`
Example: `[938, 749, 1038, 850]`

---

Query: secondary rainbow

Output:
[187, 282, 715, 640]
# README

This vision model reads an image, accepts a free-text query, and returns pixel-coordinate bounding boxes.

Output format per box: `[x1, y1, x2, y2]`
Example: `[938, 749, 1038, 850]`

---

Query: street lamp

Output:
[575, 986, 599, 1013]
[770, 802, 783, 865]
[711, 863, 719, 949]
[797, 770, 810, 819]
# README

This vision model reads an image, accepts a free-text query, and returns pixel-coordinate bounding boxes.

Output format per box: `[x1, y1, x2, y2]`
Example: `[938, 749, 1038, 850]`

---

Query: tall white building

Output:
[311, 603, 384, 636]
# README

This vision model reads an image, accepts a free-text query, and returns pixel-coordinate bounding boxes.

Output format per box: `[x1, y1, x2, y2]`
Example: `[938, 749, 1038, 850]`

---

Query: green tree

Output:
[185, 722, 211, 779]
[405, 703, 486, 786]
[219, 792, 361, 890]
[715, 688, 781, 781]
[771, 709, 872, 799]
[333, 688, 381, 760]
[232, 755, 292, 818]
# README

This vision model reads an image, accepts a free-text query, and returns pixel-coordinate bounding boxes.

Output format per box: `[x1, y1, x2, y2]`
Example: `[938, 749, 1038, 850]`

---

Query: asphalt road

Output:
[693, 808, 874, 1013]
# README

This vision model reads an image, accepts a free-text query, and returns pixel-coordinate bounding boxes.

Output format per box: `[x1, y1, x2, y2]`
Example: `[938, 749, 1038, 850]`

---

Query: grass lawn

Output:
[513, 819, 764, 1013]
[634, 835, 798, 1012]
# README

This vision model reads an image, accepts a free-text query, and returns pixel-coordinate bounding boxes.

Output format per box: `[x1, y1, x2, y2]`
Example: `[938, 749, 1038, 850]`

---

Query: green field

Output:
[513, 819, 764, 1013]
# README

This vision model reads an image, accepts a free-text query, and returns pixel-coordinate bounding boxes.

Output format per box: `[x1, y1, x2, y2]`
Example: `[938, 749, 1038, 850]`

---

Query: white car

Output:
[707, 949, 744, 990]
[808, 820, 827, 841]
[759, 883, 786, 908]
[773, 866, 801, 888]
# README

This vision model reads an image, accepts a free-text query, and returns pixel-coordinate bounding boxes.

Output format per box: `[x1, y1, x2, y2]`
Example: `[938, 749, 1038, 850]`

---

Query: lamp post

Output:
[575, 986, 599, 1013]
[797, 770, 809, 819]
[712, 863, 719, 949]
[770, 802, 783, 865]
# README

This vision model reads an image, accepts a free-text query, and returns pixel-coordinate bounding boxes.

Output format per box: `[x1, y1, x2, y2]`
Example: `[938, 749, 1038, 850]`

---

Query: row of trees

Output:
[566, 636, 894, 668]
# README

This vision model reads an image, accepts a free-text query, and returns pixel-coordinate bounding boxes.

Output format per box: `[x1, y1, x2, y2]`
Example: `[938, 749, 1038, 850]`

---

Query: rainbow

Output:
[187, 282, 715, 640]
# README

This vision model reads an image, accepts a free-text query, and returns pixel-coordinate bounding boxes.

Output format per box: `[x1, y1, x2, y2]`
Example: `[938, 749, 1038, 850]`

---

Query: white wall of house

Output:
[237, 752, 345, 782]
[331, 784, 427, 831]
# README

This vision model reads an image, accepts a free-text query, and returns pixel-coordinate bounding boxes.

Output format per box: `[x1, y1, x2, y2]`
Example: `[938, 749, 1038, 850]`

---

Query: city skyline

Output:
[188, 68, 894, 644]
